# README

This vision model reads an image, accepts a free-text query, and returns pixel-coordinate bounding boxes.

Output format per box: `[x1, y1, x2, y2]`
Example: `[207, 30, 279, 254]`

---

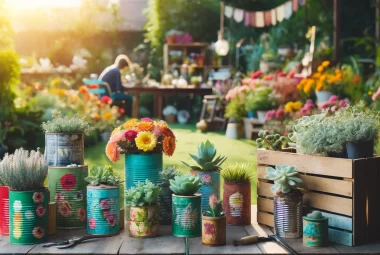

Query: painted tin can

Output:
[126, 204, 159, 237]
[0, 186, 9, 236]
[124, 154, 162, 189]
[223, 181, 251, 225]
[159, 186, 173, 225]
[48, 165, 88, 229]
[172, 194, 201, 238]
[87, 185, 120, 235]
[202, 215, 226, 246]
[9, 189, 48, 244]
[48, 202, 56, 236]
[303, 212, 329, 247]
[45, 133, 84, 166]
[191, 170, 220, 212]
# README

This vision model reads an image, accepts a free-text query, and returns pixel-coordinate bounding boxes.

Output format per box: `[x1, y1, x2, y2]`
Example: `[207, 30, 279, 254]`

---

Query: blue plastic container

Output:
[192, 170, 220, 212]
[247, 111, 255, 119]
[125, 154, 163, 189]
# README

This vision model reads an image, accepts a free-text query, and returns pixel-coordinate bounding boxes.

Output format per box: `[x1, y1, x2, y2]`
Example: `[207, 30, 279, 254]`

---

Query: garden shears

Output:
[42, 234, 112, 249]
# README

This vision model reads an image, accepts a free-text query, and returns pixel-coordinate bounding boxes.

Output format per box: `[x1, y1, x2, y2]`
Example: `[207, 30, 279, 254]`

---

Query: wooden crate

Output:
[256, 149, 380, 246]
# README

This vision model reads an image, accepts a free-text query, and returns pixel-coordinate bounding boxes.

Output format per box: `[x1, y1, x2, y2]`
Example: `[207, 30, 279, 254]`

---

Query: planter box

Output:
[256, 149, 380, 246]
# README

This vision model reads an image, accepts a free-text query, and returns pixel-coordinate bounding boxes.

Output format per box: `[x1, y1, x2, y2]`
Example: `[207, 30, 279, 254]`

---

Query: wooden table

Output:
[124, 86, 213, 119]
[1, 206, 380, 255]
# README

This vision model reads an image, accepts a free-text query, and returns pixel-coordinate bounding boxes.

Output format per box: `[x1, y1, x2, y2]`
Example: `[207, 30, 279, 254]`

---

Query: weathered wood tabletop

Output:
[1, 206, 380, 255]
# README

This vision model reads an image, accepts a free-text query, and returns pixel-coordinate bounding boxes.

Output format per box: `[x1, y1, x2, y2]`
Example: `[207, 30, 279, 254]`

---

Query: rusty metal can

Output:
[0, 186, 9, 236]
[87, 185, 120, 235]
[44, 133, 84, 166]
[202, 215, 226, 246]
[172, 194, 201, 238]
[126, 204, 159, 237]
[223, 181, 251, 225]
[48, 165, 88, 229]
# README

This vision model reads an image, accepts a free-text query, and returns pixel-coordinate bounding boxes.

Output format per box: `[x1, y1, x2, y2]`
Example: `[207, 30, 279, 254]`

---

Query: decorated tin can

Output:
[125, 154, 162, 189]
[9, 189, 48, 244]
[87, 185, 120, 235]
[223, 181, 251, 225]
[172, 194, 201, 238]
[202, 215, 226, 246]
[303, 211, 329, 247]
[126, 204, 159, 237]
[0, 186, 9, 236]
[45, 133, 84, 166]
[48, 165, 88, 229]
[191, 170, 220, 212]
[159, 186, 173, 225]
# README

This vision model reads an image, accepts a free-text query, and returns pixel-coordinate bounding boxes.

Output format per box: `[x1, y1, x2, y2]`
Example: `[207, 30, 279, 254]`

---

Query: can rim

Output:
[9, 187, 48, 193]
[172, 193, 201, 198]
[48, 165, 88, 169]
[87, 184, 120, 190]
[201, 214, 226, 220]
[45, 132, 84, 135]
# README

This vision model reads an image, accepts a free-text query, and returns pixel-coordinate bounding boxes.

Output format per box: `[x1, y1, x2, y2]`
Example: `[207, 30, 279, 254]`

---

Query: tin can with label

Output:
[172, 194, 201, 238]
[45, 133, 84, 166]
[223, 181, 251, 225]
[202, 215, 226, 246]
[0, 186, 9, 236]
[190, 170, 220, 212]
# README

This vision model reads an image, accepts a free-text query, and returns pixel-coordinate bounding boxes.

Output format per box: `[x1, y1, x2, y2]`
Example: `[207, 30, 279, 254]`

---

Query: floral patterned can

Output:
[191, 170, 220, 212]
[87, 185, 120, 235]
[126, 204, 159, 237]
[48, 165, 88, 229]
[172, 194, 201, 238]
[0, 186, 9, 236]
[202, 215, 226, 246]
[9, 189, 48, 244]
[223, 181, 251, 225]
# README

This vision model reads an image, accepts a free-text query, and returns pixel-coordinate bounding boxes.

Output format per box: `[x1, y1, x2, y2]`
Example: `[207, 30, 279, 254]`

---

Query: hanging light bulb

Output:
[214, 1, 229, 56]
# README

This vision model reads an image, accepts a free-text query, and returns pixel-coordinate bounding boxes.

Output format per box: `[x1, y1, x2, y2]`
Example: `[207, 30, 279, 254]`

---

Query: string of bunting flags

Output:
[224, 0, 306, 28]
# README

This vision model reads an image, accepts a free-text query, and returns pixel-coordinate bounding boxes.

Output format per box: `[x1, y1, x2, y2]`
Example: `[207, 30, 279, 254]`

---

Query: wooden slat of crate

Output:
[257, 197, 273, 213]
[329, 229, 353, 247]
[257, 149, 353, 178]
[257, 212, 274, 227]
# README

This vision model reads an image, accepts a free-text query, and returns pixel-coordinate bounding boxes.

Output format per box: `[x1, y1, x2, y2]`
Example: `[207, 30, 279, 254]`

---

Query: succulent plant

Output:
[85, 165, 121, 186]
[265, 165, 303, 194]
[159, 166, 180, 187]
[125, 180, 162, 206]
[182, 140, 227, 171]
[169, 175, 202, 196]
[256, 130, 286, 151]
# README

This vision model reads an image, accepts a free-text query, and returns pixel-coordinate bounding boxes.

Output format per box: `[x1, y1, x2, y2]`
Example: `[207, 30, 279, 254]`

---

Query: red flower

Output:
[87, 84, 99, 89]
[103, 210, 110, 219]
[77, 208, 86, 222]
[124, 130, 138, 141]
[60, 174, 76, 190]
[203, 222, 215, 235]
[35, 205, 46, 217]
[101, 96, 112, 104]
[118, 108, 125, 114]
[33, 192, 44, 203]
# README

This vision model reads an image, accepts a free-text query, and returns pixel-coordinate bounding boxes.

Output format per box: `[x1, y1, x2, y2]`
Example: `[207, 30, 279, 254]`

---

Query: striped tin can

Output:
[126, 204, 159, 238]
[9, 189, 48, 244]
[202, 215, 226, 246]
[159, 186, 173, 225]
[0, 186, 9, 236]
[172, 194, 201, 238]
[274, 191, 303, 239]
[87, 185, 120, 235]
[223, 181, 251, 225]
[124, 154, 162, 189]
[45, 133, 84, 166]
[191, 170, 220, 211]
[48, 165, 88, 229]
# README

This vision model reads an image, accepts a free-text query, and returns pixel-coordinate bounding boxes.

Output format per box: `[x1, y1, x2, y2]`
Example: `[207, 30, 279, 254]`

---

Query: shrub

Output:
[220, 163, 253, 183]
[41, 113, 93, 134]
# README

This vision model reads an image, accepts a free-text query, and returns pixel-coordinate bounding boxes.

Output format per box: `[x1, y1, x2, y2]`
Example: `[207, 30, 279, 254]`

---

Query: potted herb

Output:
[245, 88, 277, 122]
[0, 148, 48, 244]
[266, 165, 303, 238]
[158, 166, 180, 225]
[105, 118, 176, 189]
[190, 76, 202, 88]
[182, 140, 227, 211]
[41, 113, 93, 166]
[220, 163, 253, 225]
[169, 175, 202, 237]
[125, 180, 162, 237]
[224, 96, 246, 139]
[0, 175, 8, 236]
[202, 195, 226, 246]
[85, 165, 122, 235]
[163, 105, 178, 123]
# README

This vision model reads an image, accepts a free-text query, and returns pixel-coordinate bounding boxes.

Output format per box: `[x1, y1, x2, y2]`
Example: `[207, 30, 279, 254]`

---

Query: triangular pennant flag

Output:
[251, 12, 256, 27]
[264, 11, 272, 26]
[271, 9, 277, 26]
[285, 1, 293, 19]
[244, 12, 252, 27]
[233, 8, 244, 23]
[255, 11, 265, 27]
[276, 4, 285, 22]
[292, 0, 299, 12]
[225, 6, 233, 18]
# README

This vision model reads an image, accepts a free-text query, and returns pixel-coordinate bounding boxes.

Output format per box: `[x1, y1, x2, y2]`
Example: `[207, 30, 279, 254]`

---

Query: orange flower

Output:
[105, 131, 125, 162]
[163, 136, 176, 156]
[137, 121, 155, 132]
[123, 119, 138, 129]
[153, 125, 175, 138]
[353, 75, 360, 84]
[102, 113, 113, 120]
[91, 113, 100, 121]
[79, 86, 88, 93]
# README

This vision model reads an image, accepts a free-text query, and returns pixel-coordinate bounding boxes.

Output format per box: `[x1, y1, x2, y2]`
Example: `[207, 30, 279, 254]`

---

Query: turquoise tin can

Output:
[191, 170, 220, 211]
[303, 211, 329, 247]
[172, 194, 201, 238]
[9, 189, 48, 244]
[125, 154, 162, 189]
[87, 185, 120, 235]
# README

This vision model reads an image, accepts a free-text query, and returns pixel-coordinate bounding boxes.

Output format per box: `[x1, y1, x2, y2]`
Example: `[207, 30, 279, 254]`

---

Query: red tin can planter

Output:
[223, 181, 251, 225]
[0, 186, 9, 236]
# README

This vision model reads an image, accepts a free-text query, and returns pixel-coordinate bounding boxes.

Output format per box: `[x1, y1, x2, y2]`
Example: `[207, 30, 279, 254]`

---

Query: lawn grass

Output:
[84, 124, 258, 205]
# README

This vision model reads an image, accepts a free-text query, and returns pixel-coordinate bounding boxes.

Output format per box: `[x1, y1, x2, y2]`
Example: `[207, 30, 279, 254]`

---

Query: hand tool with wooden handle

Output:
[232, 235, 272, 246]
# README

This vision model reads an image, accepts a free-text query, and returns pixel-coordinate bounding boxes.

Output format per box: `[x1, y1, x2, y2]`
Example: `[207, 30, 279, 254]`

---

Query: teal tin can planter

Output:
[159, 186, 173, 225]
[172, 194, 201, 238]
[9, 189, 48, 244]
[48, 165, 88, 229]
[303, 211, 329, 247]
[87, 185, 120, 235]
[45, 133, 84, 166]
[191, 170, 220, 211]
[125, 154, 162, 189]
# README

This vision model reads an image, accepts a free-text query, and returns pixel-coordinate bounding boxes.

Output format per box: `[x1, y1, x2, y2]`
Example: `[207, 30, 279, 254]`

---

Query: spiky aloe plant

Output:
[182, 140, 227, 171]
[265, 165, 303, 194]
[169, 175, 202, 196]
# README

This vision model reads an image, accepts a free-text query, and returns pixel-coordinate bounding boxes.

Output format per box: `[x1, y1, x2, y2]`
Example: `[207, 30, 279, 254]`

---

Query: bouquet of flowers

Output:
[105, 118, 176, 162]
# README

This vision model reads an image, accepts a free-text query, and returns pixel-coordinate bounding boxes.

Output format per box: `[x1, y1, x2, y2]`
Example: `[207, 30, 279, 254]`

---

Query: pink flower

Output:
[251, 70, 263, 79]
[275, 109, 285, 119]
[339, 99, 348, 108]
[33, 192, 44, 203]
[55, 193, 64, 203]
[141, 117, 153, 122]
[124, 130, 138, 141]
[77, 208, 86, 222]
[320, 102, 330, 110]
[264, 110, 276, 123]
[106, 131, 125, 162]
[103, 210, 111, 219]
[301, 108, 309, 116]
[99, 199, 110, 210]
[101, 96, 112, 104]
[209, 194, 218, 208]
[107, 215, 117, 227]
[203, 222, 215, 235]
[33, 226, 45, 239]
[328, 95, 339, 104]
[131, 210, 137, 220]
[60, 174, 76, 190]
[277, 72, 286, 77]
[202, 174, 212, 183]
[88, 218, 96, 229]
[35, 205, 46, 217]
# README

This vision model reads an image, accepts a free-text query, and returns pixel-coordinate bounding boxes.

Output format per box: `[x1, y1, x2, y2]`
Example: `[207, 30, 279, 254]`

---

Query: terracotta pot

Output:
[165, 115, 177, 123]
[202, 215, 226, 246]
[166, 36, 176, 44]
[223, 181, 251, 225]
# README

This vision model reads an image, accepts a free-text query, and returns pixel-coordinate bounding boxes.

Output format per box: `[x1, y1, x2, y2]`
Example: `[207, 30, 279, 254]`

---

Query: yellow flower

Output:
[368, 91, 373, 95]
[102, 113, 113, 120]
[284, 102, 294, 113]
[319, 75, 326, 82]
[124, 119, 138, 129]
[312, 73, 321, 79]
[135, 131, 157, 152]
[322, 61, 330, 67]
[316, 81, 324, 91]
[293, 101, 302, 111]
[317, 66, 324, 73]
